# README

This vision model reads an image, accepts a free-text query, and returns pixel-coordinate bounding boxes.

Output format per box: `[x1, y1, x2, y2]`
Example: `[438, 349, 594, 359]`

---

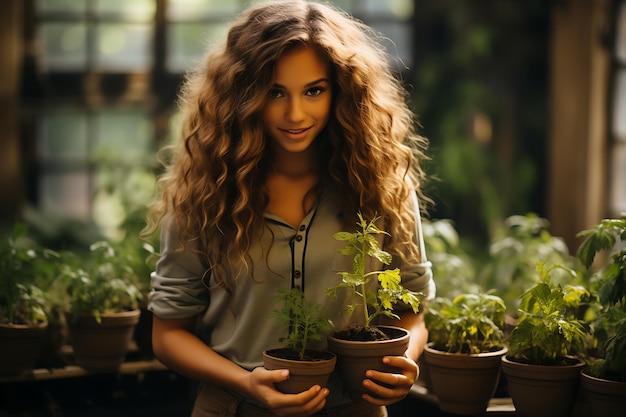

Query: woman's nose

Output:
[285, 98, 305, 122]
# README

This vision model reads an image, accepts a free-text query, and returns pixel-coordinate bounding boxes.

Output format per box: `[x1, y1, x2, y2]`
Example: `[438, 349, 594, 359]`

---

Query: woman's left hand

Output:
[360, 355, 419, 406]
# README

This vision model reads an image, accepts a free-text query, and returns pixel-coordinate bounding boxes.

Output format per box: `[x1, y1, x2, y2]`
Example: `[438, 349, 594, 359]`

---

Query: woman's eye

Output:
[270, 89, 284, 98]
[306, 87, 324, 97]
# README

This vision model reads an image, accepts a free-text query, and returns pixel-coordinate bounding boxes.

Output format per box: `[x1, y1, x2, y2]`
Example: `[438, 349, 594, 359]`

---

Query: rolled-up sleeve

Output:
[148, 220, 210, 319]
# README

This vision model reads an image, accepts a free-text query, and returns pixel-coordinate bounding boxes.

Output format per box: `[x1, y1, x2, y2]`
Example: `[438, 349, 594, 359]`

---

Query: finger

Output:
[270, 387, 329, 417]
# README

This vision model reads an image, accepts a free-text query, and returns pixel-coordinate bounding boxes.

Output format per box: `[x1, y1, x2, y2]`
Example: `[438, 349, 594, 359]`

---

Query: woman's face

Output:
[262, 46, 332, 155]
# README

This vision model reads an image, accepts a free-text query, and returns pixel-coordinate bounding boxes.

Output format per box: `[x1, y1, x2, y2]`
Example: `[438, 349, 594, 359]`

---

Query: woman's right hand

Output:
[245, 367, 329, 417]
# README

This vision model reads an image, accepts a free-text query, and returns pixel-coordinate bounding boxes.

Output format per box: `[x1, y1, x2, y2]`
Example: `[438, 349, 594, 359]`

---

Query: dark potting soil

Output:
[332, 325, 391, 341]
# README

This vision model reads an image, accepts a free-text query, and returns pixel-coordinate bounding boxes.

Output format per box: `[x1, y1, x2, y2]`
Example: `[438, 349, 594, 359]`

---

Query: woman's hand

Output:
[245, 367, 330, 417]
[360, 355, 419, 406]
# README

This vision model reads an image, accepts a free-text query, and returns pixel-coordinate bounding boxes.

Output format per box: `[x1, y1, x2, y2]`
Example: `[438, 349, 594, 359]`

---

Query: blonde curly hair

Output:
[146, 0, 430, 285]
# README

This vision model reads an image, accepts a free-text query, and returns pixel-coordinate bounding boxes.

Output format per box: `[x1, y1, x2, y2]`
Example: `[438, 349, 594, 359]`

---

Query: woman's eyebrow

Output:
[272, 78, 331, 89]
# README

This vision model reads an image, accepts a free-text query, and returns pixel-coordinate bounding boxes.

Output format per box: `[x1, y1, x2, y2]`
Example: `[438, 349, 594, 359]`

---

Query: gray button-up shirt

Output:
[149, 188, 435, 371]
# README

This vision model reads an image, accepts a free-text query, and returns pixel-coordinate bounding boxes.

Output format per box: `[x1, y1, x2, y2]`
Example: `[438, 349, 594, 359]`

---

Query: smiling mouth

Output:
[281, 127, 311, 134]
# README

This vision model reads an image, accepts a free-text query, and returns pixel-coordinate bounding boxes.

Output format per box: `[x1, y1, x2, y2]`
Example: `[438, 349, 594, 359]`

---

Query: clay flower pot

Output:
[0, 322, 48, 377]
[327, 325, 409, 400]
[263, 348, 336, 394]
[580, 370, 626, 417]
[501, 355, 585, 417]
[423, 343, 507, 415]
[66, 309, 140, 372]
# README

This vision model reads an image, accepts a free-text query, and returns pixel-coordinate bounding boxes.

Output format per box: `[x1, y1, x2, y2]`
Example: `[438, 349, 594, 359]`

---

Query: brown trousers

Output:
[191, 384, 388, 417]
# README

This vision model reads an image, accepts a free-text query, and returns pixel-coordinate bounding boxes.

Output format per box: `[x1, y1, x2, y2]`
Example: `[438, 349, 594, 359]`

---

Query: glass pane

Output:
[94, 0, 156, 21]
[609, 142, 626, 216]
[92, 109, 154, 162]
[39, 110, 89, 162]
[94, 23, 153, 71]
[167, 22, 229, 72]
[370, 22, 412, 65]
[40, 172, 91, 219]
[167, 0, 240, 20]
[329, 0, 355, 13]
[36, 0, 87, 14]
[39, 23, 88, 71]
[356, 0, 413, 19]
[616, 2, 626, 64]
[613, 69, 626, 141]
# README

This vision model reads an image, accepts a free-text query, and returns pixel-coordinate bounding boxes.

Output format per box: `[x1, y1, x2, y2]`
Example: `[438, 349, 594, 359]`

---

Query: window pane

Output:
[39, 23, 88, 71]
[36, 0, 87, 14]
[167, 0, 240, 20]
[167, 22, 229, 72]
[94, 0, 156, 21]
[40, 172, 90, 219]
[356, 0, 413, 19]
[39, 110, 89, 162]
[370, 22, 412, 66]
[94, 23, 153, 71]
[92, 109, 154, 162]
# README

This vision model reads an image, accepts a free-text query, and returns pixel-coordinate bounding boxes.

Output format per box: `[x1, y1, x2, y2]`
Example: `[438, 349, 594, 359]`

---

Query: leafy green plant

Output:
[422, 218, 481, 299]
[506, 263, 591, 366]
[425, 293, 506, 354]
[63, 240, 143, 323]
[479, 213, 577, 313]
[325, 213, 422, 328]
[270, 287, 333, 361]
[0, 223, 61, 325]
[576, 214, 626, 382]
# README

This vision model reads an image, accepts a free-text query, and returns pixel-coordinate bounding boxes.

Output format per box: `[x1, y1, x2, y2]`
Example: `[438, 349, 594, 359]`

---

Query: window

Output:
[25, 0, 415, 235]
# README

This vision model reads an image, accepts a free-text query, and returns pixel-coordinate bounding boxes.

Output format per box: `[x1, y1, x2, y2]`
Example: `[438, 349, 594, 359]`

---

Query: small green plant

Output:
[63, 240, 143, 323]
[325, 213, 422, 328]
[479, 213, 577, 313]
[270, 287, 333, 361]
[507, 263, 591, 366]
[0, 223, 61, 325]
[576, 214, 626, 382]
[426, 293, 506, 354]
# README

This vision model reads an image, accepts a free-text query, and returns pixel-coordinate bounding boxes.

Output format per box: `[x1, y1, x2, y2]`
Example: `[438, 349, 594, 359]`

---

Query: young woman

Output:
[146, 2, 435, 416]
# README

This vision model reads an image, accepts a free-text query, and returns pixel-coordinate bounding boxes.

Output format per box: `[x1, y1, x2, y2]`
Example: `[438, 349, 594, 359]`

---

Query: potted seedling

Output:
[0, 223, 60, 376]
[502, 263, 591, 417]
[62, 240, 143, 372]
[575, 215, 626, 416]
[423, 292, 508, 415]
[325, 213, 423, 399]
[263, 287, 336, 394]
[479, 213, 576, 316]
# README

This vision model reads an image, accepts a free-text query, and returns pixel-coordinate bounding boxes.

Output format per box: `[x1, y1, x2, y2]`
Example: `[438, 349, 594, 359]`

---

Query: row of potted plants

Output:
[2, 210, 624, 417]
[421, 213, 626, 417]
[0, 224, 153, 377]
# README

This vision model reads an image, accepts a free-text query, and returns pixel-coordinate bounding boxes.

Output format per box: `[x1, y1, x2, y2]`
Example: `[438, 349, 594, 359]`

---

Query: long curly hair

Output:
[145, 0, 430, 285]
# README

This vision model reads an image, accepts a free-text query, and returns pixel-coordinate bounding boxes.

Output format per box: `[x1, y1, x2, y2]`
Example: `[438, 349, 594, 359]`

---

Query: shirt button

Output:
[299, 225, 306, 231]
[295, 285, 301, 290]
[295, 235, 303, 242]
[294, 270, 301, 278]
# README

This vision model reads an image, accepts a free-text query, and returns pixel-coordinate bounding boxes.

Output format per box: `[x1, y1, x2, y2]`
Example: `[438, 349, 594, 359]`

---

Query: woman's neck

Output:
[270, 145, 318, 179]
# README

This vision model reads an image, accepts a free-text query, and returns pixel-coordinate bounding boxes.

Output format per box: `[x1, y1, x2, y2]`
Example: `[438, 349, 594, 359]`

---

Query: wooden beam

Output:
[548, 0, 612, 251]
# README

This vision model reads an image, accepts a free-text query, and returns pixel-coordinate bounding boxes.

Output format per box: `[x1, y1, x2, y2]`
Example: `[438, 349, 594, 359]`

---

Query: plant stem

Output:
[360, 238, 370, 326]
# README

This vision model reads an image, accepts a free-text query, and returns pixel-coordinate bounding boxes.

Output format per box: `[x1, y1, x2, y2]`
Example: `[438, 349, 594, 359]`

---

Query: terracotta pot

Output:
[423, 343, 507, 415]
[501, 355, 585, 417]
[0, 322, 47, 376]
[263, 348, 336, 394]
[327, 325, 409, 400]
[66, 309, 140, 372]
[580, 370, 626, 417]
